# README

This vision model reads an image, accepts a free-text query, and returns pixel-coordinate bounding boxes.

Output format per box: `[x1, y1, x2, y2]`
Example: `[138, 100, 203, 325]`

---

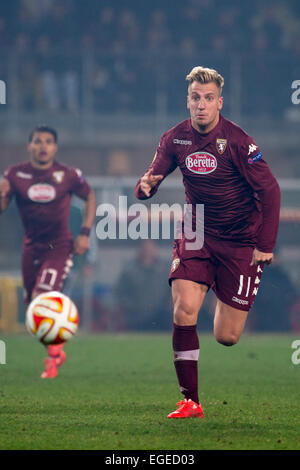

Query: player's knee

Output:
[215, 332, 239, 347]
[173, 299, 197, 325]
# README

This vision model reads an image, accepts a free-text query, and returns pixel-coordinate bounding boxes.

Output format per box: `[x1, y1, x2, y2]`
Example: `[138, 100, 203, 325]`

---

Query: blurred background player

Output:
[0, 125, 96, 378]
[135, 66, 280, 419]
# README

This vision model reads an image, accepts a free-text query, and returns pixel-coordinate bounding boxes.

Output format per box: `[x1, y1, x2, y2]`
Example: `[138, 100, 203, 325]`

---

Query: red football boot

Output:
[41, 357, 58, 379]
[41, 347, 66, 379]
[167, 399, 204, 419]
[56, 350, 66, 368]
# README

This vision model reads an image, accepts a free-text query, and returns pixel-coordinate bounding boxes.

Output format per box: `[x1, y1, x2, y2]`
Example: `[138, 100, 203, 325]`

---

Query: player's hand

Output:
[140, 169, 163, 197]
[74, 234, 90, 255]
[0, 178, 11, 213]
[250, 248, 274, 266]
[0, 178, 10, 198]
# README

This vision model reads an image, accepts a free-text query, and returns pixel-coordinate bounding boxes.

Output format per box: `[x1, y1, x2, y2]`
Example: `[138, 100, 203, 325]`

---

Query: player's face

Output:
[187, 81, 223, 134]
[27, 132, 58, 169]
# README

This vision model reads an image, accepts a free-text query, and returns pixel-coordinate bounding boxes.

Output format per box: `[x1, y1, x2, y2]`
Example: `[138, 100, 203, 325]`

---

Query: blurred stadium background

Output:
[0, 0, 300, 334]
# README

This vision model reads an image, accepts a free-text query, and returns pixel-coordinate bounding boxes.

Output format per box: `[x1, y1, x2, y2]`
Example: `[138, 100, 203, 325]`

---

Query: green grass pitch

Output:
[0, 333, 299, 450]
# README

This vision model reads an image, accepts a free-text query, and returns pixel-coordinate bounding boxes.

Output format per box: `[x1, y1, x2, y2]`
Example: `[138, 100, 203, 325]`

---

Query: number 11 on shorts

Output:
[38, 268, 58, 290]
[237, 275, 251, 297]
[237, 266, 262, 298]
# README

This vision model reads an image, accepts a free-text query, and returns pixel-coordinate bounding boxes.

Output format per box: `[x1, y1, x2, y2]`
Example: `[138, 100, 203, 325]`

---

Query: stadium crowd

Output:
[0, 0, 299, 114]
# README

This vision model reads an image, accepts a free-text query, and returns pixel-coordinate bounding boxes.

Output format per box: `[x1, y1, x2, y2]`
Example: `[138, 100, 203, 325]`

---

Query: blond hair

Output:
[186, 66, 224, 95]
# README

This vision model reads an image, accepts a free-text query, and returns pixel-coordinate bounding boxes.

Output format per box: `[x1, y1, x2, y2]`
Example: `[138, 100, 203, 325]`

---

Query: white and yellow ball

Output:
[26, 291, 79, 345]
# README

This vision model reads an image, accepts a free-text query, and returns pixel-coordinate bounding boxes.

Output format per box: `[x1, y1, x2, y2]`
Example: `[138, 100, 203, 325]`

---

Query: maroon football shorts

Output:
[169, 236, 264, 311]
[22, 239, 74, 304]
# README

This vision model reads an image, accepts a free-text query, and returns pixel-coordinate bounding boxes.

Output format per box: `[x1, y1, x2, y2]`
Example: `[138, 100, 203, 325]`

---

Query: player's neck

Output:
[191, 114, 220, 135]
[30, 159, 55, 171]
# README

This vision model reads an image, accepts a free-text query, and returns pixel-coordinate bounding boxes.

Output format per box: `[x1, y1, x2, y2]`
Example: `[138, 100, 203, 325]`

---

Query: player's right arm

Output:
[0, 178, 12, 213]
[135, 132, 177, 199]
[139, 168, 164, 197]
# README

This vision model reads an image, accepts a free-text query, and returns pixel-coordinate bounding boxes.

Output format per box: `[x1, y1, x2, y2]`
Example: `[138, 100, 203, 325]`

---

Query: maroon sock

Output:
[172, 323, 199, 404]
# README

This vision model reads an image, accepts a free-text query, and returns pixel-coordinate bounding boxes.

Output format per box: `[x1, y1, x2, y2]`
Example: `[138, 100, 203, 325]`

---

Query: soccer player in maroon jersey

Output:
[0, 126, 96, 378]
[135, 66, 280, 418]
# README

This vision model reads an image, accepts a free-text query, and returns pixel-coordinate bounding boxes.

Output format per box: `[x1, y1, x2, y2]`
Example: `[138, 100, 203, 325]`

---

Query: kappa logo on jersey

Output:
[75, 168, 85, 183]
[248, 152, 263, 165]
[16, 171, 33, 179]
[27, 183, 56, 203]
[53, 171, 65, 183]
[216, 138, 227, 154]
[185, 152, 217, 175]
[171, 258, 180, 272]
[248, 144, 258, 155]
[173, 139, 192, 145]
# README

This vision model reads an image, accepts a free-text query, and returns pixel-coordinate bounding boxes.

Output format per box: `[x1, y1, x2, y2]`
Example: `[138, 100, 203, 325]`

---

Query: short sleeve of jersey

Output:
[69, 167, 91, 200]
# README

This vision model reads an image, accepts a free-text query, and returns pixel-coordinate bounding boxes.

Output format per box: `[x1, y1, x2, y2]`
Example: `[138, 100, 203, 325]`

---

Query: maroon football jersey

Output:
[4, 160, 91, 245]
[135, 114, 280, 252]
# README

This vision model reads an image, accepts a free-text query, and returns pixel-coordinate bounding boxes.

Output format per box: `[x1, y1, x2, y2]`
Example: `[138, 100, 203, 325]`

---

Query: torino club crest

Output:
[53, 171, 65, 184]
[216, 138, 227, 154]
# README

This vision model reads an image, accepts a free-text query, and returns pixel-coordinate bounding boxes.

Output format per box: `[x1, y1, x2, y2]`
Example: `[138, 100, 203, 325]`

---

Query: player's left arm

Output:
[70, 167, 97, 256]
[73, 188, 97, 255]
[233, 137, 281, 265]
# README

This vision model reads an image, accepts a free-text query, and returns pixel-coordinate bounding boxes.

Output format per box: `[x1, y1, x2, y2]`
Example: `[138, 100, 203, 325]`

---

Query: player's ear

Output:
[218, 96, 223, 111]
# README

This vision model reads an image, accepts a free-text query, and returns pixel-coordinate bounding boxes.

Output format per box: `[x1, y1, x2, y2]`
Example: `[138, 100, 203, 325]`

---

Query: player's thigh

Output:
[171, 279, 208, 325]
[211, 246, 264, 345]
[169, 242, 215, 326]
[213, 245, 264, 313]
[213, 299, 248, 346]
[34, 244, 74, 295]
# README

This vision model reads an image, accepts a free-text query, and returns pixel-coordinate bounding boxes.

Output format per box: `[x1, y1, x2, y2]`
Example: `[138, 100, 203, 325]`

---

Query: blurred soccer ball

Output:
[26, 291, 79, 345]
